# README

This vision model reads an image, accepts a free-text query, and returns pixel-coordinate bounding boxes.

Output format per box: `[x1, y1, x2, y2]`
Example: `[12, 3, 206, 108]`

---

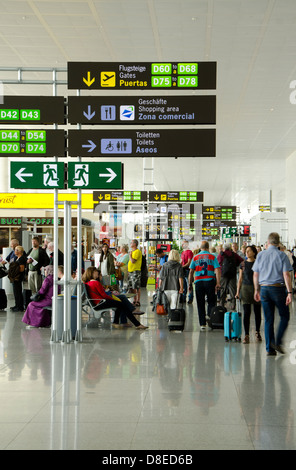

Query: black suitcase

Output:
[208, 305, 226, 329]
[168, 295, 186, 331]
[23, 289, 32, 309]
[0, 288, 7, 310]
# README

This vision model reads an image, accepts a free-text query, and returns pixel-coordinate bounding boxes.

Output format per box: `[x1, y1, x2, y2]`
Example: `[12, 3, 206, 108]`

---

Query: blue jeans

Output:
[182, 269, 193, 302]
[260, 286, 290, 352]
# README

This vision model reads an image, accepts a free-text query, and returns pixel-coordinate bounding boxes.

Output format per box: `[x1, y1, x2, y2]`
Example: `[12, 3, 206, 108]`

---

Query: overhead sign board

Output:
[10, 162, 65, 189]
[68, 129, 216, 158]
[149, 191, 203, 202]
[0, 129, 66, 157]
[93, 191, 148, 202]
[67, 95, 216, 125]
[0, 96, 65, 124]
[67, 61, 217, 90]
[202, 205, 237, 221]
[259, 205, 270, 212]
[67, 162, 123, 189]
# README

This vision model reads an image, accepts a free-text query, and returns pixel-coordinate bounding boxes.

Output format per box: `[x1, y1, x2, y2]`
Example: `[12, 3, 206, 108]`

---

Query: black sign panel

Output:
[202, 205, 237, 221]
[149, 191, 203, 202]
[93, 191, 148, 202]
[67, 61, 216, 90]
[68, 129, 216, 158]
[0, 129, 66, 157]
[68, 95, 216, 125]
[0, 96, 65, 124]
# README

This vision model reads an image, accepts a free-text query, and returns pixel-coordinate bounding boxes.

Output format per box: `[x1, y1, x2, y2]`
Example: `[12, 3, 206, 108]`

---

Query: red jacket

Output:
[85, 280, 113, 304]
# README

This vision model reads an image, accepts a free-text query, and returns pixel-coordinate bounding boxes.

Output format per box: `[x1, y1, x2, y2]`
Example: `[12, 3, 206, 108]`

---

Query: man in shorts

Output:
[128, 239, 142, 306]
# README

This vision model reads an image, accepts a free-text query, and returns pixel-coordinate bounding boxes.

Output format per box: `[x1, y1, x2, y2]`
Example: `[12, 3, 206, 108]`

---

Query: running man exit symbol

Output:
[43, 164, 59, 187]
[73, 164, 89, 187]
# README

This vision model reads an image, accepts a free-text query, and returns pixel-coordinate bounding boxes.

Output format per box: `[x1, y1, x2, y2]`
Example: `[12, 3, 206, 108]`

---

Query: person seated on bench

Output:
[22, 264, 59, 328]
[82, 267, 148, 329]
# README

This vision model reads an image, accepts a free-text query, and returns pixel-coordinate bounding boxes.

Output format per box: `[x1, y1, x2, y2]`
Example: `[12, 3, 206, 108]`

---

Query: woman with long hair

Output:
[236, 245, 262, 343]
[82, 267, 148, 329]
[97, 243, 115, 277]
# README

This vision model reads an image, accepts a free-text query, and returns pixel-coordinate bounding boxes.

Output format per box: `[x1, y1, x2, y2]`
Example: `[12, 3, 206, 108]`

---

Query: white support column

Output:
[50, 194, 59, 343]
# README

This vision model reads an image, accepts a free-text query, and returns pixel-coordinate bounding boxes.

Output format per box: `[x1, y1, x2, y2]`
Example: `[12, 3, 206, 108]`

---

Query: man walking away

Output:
[189, 241, 221, 331]
[253, 232, 293, 355]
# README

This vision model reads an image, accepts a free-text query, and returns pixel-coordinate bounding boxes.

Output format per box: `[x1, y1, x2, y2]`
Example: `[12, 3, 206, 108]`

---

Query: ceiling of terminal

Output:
[1, 0, 296, 222]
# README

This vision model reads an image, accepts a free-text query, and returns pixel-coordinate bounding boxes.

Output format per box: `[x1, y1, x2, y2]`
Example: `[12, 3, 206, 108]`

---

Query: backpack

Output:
[221, 252, 237, 278]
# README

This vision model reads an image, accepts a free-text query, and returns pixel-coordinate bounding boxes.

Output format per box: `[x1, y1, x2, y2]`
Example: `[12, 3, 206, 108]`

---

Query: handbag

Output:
[0, 266, 8, 279]
[156, 303, 167, 315]
[115, 268, 123, 281]
[30, 292, 43, 302]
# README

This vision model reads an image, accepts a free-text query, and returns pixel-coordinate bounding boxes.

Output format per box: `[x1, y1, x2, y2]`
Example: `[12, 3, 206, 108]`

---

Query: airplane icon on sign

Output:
[101, 72, 116, 87]
[103, 73, 114, 82]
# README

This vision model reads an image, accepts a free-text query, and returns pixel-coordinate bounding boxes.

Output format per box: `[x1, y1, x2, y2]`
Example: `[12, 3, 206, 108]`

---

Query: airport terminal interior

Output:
[1, 0, 296, 451]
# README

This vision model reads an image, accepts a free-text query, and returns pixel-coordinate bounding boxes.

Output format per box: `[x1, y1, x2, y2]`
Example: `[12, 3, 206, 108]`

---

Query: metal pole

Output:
[50, 197, 59, 343]
[62, 201, 72, 343]
[75, 89, 83, 342]
[50, 68, 60, 343]
[75, 191, 83, 342]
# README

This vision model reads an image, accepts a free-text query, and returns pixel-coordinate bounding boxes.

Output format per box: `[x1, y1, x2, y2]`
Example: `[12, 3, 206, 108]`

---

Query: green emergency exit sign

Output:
[10, 162, 65, 189]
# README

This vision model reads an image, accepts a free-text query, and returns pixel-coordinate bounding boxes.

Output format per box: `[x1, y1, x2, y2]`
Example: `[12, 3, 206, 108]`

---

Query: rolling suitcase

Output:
[23, 289, 32, 309]
[208, 305, 226, 329]
[0, 288, 7, 310]
[168, 295, 186, 332]
[224, 302, 242, 342]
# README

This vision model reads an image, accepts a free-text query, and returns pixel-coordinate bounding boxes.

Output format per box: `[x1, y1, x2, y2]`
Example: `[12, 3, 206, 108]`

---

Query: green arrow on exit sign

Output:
[10, 162, 65, 189]
[67, 162, 123, 189]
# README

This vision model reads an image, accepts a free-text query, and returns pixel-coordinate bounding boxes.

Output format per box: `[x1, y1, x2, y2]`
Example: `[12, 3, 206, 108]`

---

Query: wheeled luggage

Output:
[224, 305, 242, 342]
[208, 305, 226, 329]
[168, 295, 186, 331]
[0, 288, 7, 310]
[23, 289, 32, 309]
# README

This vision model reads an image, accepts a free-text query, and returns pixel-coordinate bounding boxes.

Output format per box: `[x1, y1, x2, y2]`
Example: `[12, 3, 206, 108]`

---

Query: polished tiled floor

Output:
[0, 287, 296, 450]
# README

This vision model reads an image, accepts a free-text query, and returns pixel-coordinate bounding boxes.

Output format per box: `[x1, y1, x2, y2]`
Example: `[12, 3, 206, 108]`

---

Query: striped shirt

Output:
[189, 250, 220, 282]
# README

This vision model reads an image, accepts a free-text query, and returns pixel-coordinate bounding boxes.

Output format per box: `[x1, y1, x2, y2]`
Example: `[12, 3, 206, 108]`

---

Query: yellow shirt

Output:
[128, 249, 142, 272]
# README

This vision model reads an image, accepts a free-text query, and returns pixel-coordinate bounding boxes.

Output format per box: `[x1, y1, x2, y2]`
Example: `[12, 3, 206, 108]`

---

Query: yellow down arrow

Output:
[83, 71, 95, 87]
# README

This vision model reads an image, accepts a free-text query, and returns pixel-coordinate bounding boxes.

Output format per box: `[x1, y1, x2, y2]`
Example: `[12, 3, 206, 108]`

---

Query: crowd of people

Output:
[0, 232, 294, 354]
[0, 237, 149, 331]
[157, 233, 295, 355]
